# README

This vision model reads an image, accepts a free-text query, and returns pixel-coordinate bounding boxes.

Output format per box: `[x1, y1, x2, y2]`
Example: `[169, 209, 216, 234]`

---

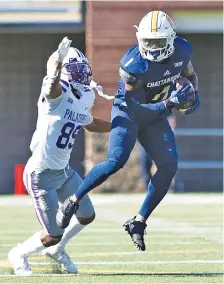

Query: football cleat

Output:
[123, 217, 147, 251]
[42, 246, 78, 274]
[8, 244, 32, 276]
[56, 197, 79, 229]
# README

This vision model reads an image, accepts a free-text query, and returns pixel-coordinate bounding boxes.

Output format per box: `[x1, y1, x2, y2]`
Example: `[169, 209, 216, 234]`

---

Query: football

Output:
[175, 77, 195, 113]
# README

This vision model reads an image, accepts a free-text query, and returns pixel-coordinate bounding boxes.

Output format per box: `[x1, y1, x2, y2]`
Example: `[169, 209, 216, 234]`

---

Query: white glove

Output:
[56, 37, 72, 62]
[91, 80, 104, 95]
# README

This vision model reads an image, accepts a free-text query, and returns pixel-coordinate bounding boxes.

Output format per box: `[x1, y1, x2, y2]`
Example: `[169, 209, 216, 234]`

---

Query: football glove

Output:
[46, 37, 72, 78]
[57, 37, 72, 62]
[56, 197, 79, 229]
[184, 90, 200, 115]
[166, 83, 193, 113]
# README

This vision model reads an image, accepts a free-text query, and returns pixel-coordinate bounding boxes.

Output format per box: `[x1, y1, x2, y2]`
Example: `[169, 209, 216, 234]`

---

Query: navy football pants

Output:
[75, 104, 178, 219]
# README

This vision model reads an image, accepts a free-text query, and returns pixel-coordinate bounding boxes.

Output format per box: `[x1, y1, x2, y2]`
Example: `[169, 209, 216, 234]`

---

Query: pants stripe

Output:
[26, 172, 50, 234]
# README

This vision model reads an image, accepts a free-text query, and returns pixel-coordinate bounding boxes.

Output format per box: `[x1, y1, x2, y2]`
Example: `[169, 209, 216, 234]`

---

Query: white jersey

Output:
[26, 79, 95, 173]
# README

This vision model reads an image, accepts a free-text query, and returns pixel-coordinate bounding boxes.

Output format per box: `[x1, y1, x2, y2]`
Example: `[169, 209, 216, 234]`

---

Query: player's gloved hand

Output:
[165, 83, 193, 113]
[90, 80, 104, 95]
[184, 90, 200, 115]
[90, 80, 115, 100]
[56, 197, 79, 229]
[56, 37, 72, 62]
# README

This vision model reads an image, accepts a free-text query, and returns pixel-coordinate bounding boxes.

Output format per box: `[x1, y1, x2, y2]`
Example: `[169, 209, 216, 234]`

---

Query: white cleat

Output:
[42, 246, 78, 274]
[8, 244, 32, 276]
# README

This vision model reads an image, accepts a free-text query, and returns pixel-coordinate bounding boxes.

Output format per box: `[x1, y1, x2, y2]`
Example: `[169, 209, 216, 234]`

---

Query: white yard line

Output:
[0, 241, 219, 248]
[0, 248, 220, 257]
[95, 207, 223, 243]
[0, 229, 216, 234]
[148, 218, 223, 243]
[0, 227, 222, 237]
[0, 193, 222, 206]
[27, 260, 224, 265]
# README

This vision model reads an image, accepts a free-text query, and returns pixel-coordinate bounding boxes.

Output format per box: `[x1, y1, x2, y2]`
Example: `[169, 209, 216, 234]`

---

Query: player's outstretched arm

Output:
[90, 80, 115, 101]
[84, 117, 111, 133]
[43, 37, 72, 99]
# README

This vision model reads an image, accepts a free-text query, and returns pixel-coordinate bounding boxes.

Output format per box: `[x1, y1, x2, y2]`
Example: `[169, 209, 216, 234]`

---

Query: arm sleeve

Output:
[38, 76, 64, 111]
[119, 67, 138, 86]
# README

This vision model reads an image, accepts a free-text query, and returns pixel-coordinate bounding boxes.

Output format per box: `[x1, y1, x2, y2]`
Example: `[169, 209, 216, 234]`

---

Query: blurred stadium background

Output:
[0, 0, 222, 194]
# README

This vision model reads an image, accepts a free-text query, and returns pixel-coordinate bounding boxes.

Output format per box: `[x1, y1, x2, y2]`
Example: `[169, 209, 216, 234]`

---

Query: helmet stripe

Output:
[74, 48, 84, 59]
[151, 11, 159, 32]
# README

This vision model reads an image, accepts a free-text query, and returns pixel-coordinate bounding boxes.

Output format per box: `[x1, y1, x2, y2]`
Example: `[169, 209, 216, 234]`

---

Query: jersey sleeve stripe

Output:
[60, 79, 69, 88]
[61, 86, 67, 93]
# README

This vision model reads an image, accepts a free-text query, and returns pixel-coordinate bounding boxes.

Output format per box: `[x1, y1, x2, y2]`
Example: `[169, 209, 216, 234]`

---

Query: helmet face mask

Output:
[135, 11, 176, 62]
[61, 48, 93, 89]
[63, 59, 92, 86]
[141, 38, 167, 49]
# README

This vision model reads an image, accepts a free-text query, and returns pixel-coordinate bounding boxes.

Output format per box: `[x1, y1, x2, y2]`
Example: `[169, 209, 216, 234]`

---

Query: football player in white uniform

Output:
[8, 37, 111, 275]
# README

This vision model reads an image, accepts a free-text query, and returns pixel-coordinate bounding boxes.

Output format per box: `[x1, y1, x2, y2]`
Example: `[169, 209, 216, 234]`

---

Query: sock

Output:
[57, 216, 85, 250]
[18, 232, 45, 256]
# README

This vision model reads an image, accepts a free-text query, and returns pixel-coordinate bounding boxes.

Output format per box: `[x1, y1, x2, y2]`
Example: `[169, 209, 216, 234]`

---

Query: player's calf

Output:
[41, 233, 62, 247]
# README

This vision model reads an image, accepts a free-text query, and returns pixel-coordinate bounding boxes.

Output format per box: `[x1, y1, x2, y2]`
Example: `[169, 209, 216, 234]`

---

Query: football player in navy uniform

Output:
[57, 11, 200, 251]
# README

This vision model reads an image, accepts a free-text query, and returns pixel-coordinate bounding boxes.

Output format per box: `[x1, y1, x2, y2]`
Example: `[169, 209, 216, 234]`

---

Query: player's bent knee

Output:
[164, 162, 178, 178]
[78, 211, 96, 225]
[106, 159, 123, 174]
[40, 232, 62, 247]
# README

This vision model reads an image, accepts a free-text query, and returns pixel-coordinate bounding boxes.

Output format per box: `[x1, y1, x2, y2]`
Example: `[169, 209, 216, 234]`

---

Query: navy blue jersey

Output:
[117, 37, 192, 104]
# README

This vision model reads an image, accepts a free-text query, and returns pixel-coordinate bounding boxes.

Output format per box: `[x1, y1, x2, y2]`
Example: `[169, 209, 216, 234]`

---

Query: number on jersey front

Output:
[56, 122, 82, 149]
[152, 85, 171, 101]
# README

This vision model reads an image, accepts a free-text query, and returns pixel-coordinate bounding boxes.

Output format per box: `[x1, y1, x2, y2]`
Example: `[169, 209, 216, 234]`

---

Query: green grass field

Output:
[0, 193, 223, 283]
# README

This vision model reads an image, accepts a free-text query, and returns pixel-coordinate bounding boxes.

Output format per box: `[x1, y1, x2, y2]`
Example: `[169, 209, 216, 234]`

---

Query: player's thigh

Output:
[138, 142, 153, 168]
[25, 170, 64, 236]
[138, 117, 178, 167]
[57, 169, 94, 219]
[107, 105, 138, 166]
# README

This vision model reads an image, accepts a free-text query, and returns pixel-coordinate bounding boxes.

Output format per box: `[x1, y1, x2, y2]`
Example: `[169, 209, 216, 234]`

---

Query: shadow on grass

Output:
[83, 272, 223, 277]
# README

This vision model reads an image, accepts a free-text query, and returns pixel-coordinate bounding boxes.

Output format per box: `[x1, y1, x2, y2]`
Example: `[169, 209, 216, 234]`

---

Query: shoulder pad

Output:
[120, 45, 148, 75]
[174, 37, 193, 55]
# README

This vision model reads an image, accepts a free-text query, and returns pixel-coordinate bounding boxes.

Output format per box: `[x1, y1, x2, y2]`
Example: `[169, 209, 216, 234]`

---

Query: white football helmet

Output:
[47, 47, 92, 90]
[61, 47, 92, 89]
[135, 11, 176, 62]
